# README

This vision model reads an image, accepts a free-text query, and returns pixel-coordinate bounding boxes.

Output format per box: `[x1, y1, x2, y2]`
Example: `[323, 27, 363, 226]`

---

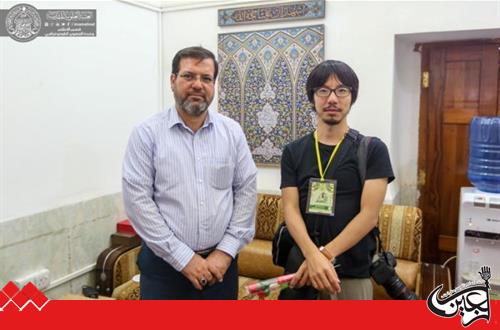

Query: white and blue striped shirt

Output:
[122, 106, 257, 271]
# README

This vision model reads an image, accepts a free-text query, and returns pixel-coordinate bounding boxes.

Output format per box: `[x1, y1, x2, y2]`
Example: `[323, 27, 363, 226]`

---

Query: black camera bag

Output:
[272, 222, 294, 267]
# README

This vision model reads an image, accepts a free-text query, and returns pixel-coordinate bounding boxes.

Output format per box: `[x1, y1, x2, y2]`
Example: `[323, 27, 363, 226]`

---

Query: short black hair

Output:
[171, 46, 219, 80]
[306, 60, 359, 105]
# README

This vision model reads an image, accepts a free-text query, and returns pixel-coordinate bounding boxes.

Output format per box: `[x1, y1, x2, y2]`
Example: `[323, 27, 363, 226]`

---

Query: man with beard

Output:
[278, 60, 394, 300]
[122, 46, 257, 299]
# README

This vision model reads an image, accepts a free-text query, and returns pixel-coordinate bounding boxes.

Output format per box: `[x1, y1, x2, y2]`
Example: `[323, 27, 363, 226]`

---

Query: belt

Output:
[196, 246, 216, 257]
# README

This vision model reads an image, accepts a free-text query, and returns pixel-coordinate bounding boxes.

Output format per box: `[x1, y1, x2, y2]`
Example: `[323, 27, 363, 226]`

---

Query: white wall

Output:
[1, 1, 160, 221]
[162, 1, 500, 202]
[392, 36, 421, 205]
[3, 1, 496, 221]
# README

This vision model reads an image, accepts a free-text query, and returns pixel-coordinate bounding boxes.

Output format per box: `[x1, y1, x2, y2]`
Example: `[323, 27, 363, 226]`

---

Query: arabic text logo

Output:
[427, 266, 492, 327]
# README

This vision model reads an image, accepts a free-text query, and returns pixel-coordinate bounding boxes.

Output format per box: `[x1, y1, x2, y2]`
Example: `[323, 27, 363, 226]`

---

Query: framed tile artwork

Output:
[218, 25, 324, 166]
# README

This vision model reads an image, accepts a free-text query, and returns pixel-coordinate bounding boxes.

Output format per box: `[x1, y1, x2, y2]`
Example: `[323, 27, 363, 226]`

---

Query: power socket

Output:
[14, 269, 50, 291]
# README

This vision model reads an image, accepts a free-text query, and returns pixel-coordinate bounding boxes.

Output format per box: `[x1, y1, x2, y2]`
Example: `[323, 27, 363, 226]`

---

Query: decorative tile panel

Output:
[218, 25, 324, 166]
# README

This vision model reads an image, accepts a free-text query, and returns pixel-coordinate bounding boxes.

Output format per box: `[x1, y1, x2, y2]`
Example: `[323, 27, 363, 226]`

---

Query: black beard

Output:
[321, 117, 341, 126]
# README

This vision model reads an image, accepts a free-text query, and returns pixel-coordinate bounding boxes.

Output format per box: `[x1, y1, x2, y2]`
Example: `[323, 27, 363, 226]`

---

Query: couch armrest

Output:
[113, 246, 141, 288]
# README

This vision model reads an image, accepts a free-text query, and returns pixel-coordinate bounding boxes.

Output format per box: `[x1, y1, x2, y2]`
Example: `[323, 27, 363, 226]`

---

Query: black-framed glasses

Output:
[313, 85, 352, 98]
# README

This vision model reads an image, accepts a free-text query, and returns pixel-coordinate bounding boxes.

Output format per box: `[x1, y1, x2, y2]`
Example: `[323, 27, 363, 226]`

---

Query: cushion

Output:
[112, 279, 140, 300]
[238, 239, 284, 279]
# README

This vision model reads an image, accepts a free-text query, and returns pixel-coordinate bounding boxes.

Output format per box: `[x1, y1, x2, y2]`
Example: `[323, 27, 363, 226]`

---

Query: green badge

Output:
[306, 178, 337, 216]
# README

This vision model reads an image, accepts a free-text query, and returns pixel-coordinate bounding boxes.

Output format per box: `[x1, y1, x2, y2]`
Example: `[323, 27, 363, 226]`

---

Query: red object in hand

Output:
[117, 219, 136, 235]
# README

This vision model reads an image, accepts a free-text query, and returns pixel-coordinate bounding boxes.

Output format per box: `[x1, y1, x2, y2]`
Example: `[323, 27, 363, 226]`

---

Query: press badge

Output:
[306, 178, 337, 216]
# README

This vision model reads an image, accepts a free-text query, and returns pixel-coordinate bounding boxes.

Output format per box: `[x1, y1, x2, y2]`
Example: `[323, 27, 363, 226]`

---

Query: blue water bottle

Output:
[468, 116, 500, 193]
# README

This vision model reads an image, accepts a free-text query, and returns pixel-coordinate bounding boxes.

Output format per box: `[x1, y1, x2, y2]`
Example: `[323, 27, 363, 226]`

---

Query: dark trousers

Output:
[137, 243, 239, 300]
[278, 245, 319, 300]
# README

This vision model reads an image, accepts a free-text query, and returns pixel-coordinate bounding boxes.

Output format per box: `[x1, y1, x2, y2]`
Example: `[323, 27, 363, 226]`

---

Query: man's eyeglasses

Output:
[178, 72, 214, 84]
[314, 86, 352, 98]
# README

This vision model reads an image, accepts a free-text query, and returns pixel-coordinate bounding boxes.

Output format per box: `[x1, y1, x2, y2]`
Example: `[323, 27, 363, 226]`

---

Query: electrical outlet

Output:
[14, 269, 50, 291]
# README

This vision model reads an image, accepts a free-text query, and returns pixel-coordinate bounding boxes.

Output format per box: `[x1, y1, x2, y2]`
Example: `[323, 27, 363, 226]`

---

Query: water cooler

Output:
[456, 187, 500, 288]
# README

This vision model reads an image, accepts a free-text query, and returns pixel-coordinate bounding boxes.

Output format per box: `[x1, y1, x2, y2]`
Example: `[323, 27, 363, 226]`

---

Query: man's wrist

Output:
[214, 249, 233, 260]
[319, 246, 335, 262]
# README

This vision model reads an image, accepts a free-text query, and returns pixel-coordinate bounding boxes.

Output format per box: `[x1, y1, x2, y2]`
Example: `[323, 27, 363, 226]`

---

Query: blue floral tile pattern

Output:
[218, 25, 324, 166]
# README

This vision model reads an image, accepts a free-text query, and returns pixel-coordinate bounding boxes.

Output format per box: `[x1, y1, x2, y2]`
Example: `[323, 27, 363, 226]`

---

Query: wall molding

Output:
[119, 0, 281, 13]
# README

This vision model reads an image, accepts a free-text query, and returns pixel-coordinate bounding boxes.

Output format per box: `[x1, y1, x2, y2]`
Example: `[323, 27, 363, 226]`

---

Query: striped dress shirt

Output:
[122, 106, 257, 271]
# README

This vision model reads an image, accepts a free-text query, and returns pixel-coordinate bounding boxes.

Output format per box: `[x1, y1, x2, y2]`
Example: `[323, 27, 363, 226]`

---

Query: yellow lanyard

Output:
[314, 130, 344, 182]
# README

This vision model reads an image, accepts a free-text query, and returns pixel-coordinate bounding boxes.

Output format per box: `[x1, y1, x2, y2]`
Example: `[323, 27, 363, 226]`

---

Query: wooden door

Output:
[417, 41, 500, 264]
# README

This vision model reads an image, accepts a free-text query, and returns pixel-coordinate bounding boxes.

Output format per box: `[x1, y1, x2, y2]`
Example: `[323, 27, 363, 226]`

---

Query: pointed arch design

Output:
[218, 25, 324, 165]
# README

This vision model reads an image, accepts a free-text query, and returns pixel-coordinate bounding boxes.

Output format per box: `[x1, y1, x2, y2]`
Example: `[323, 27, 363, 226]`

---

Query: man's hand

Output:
[206, 249, 232, 284]
[290, 262, 311, 289]
[181, 254, 214, 290]
[290, 250, 341, 294]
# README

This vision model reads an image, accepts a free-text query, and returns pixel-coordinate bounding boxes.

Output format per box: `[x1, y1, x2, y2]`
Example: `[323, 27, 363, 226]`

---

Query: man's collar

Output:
[167, 106, 183, 128]
[167, 106, 215, 130]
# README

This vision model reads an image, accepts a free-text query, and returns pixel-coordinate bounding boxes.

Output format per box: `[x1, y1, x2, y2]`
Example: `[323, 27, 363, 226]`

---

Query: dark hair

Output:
[171, 46, 219, 80]
[306, 60, 359, 105]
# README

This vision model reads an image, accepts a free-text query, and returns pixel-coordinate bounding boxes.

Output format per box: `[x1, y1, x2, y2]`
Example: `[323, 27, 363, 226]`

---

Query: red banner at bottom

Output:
[0, 300, 499, 329]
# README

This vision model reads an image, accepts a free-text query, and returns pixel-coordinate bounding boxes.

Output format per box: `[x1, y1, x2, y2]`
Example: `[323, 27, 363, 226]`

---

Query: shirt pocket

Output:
[208, 158, 234, 190]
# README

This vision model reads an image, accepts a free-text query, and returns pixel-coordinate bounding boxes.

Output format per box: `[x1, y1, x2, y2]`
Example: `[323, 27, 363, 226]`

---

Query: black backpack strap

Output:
[372, 226, 384, 253]
[357, 135, 372, 185]
[346, 128, 360, 141]
[351, 129, 381, 251]
[346, 128, 372, 184]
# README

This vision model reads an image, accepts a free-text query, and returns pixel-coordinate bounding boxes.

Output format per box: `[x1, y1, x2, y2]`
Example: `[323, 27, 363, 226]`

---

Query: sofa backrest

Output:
[113, 246, 141, 288]
[254, 193, 284, 240]
[378, 204, 422, 263]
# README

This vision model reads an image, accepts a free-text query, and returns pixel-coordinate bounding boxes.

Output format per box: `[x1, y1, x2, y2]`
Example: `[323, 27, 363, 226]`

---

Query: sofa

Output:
[237, 195, 424, 300]
[112, 193, 429, 300]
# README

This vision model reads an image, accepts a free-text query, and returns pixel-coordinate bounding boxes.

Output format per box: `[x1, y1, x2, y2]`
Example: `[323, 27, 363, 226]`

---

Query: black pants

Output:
[138, 243, 238, 300]
[278, 245, 320, 300]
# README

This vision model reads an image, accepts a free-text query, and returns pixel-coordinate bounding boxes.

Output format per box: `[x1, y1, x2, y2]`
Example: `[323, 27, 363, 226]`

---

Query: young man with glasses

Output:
[122, 46, 257, 299]
[278, 60, 394, 300]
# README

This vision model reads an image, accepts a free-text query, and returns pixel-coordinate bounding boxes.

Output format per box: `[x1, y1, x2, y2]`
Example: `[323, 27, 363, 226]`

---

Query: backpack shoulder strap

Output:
[357, 135, 372, 185]
[355, 133, 381, 250]
[346, 128, 372, 184]
[348, 129, 382, 251]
